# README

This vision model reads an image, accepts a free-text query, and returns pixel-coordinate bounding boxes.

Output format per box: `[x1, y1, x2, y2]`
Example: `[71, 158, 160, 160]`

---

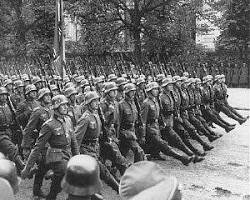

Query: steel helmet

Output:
[3, 79, 13, 87]
[14, 80, 24, 88]
[63, 76, 70, 84]
[80, 79, 89, 88]
[172, 75, 181, 83]
[156, 74, 165, 82]
[0, 178, 15, 200]
[64, 87, 78, 98]
[85, 91, 100, 105]
[122, 73, 128, 79]
[65, 82, 75, 90]
[61, 155, 102, 196]
[139, 74, 146, 80]
[107, 74, 117, 82]
[83, 86, 92, 94]
[124, 83, 136, 93]
[0, 159, 20, 194]
[195, 78, 201, 84]
[145, 82, 159, 92]
[116, 77, 128, 87]
[104, 82, 118, 94]
[52, 94, 69, 109]
[32, 76, 42, 85]
[214, 75, 221, 82]
[0, 87, 8, 95]
[136, 77, 146, 86]
[11, 75, 18, 81]
[38, 88, 51, 100]
[187, 78, 196, 85]
[25, 84, 37, 95]
[93, 77, 103, 85]
[161, 77, 174, 87]
[75, 75, 85, 83]
[202, 75, 210, 83]
[50, 84, 59, 91]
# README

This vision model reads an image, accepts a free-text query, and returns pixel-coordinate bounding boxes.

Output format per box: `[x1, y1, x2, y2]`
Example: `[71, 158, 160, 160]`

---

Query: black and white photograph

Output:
[0, 0, 249, 199]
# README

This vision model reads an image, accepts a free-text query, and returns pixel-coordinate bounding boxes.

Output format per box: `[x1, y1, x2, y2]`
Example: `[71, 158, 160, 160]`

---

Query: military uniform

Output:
[22, 104, 52, 197]
[99, 97, 131, 175]
[213, 82, 245, 123]
[141, 95, 192, 165]
[118, 97, 145, 162]
[67, 102, 82, 127]
[0, 102, 24, 169]
[24, 114, 79, 199]
[160, 89, 194, 156]
[75, 108, 119, 192]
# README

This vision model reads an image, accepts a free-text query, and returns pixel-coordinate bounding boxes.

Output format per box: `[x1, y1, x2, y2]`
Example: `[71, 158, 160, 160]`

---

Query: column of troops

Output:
[0, 65, 248, 200]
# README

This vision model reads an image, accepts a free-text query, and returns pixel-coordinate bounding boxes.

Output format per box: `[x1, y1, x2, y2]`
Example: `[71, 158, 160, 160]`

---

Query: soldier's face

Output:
[6, 84, 13, 91]
[0, 94, 7, 102]
[175, 81, 181, 87]
[166, 84, 173, 91]
[43, 94, 52, 104]
[109, 90, 117, 99]
[29, 91, 37, 99]
[151, 88, 159, 97]
[90, 99, 99, 110]
[127, 90, 136, 99]
[58, 103, 68, 115]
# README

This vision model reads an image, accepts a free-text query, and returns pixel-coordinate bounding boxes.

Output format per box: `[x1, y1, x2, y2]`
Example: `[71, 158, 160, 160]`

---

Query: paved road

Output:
[16, 88, 250, 200]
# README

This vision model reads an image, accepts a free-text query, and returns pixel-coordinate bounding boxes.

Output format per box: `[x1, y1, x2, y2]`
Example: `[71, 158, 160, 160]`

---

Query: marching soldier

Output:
[21, 94, 79, 200]
[136, 77, 147, 106]
[200, 76, 235, 133]
[118, 83, 146, 162]
[160, 78, 204, 163]
[50, 84, 60, 96]
[64, 87, 82, 127]
[176, 76, 214, 152]
[213, 75, 247, 124]
[141, 82, 194, 165]
[22, 88, 53, 199]
[116, 77, 128, 102]
[12, 80, 25, 108]
[0, 87, 25, 172]
[75, 91, 119, 193]
[100, 82, 131, 176]
[62, 155, 104, 200]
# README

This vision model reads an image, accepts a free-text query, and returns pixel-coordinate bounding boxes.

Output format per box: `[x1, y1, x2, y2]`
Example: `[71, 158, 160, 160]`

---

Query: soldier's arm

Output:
[75, 113, 89, 147]
[140, 100, 149, 137]
[25, 123, 52, 170]
[70, 131, 80, 156]
[22, 109, 40, 149]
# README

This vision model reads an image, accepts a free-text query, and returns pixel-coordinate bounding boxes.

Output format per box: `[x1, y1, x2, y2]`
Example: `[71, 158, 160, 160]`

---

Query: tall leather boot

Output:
[160, 144, 194, 166]
[182, 138, 206, 156]
[46, 175, 63, 200]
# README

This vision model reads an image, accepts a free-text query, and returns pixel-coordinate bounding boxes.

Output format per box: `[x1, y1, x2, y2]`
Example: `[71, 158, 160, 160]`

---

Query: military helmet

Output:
[50, 84, 59, 91]
[147, 75, 153, 83]
[65, 82, 75, 90]
[145, 82, 159, 92]
[0, 159, 20, 194]
[214, 75, 221, 82]
[14, 80, 24, 88]
[0, 177, 15, 200]
[187, 78, 195, 85]
[124, 83, 136, 93]
[80, 79, 89, 88]
[64, 87, 78, 98]
[3, 79, 13, 87]
[161, 77, 174, 87]
[93, 77, 104, 85]
[122, 73, 128, 79]
[0, 87, 8, 95]
[202, 75, 210, 83]
[100, 75, 105, 81]
[139, 74, 146, 80]
[52, 95, 69, 109]
[104, 82, 118, 94]
[32, 76, 42, 85]
[38, 88, 51, 100]
[156, 74, 165, 82]
[61, 155, 102, 196]
[116, 77, 128, 87]
[166, 74, 172, 79]
[25, 84, 37, 95]
[107, 74, 117, 82]
[75, 75, 85, 83]
[195, 78, 201, 84]
[11, 75, 18, 82]
[83, 86, 92, 94]
[63, 76, 70, 83]
[136, 77, 146, 86]
[172, 75, 181, 83]
[85, 91, 100, 105]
